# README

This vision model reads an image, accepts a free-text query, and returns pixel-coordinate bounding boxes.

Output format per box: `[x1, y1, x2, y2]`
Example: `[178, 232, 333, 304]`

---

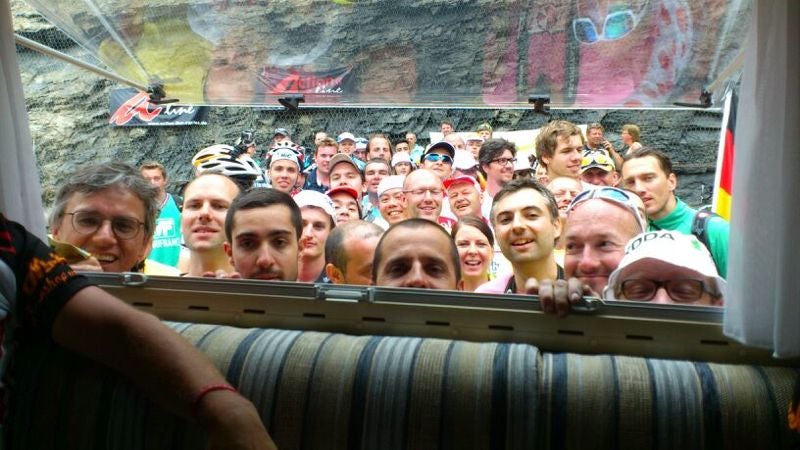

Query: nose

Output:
[93, 219, 117, 244]
[510, 212, 524, 231]
[402, 262, 430, 289]
[467, 242, 479, 255]
[576, 246, 601, 275]
[651, 287, 673, 304]
[198, 202, 212, 220]
[255, 243, 276, 270]
[302, 223, 314, 238]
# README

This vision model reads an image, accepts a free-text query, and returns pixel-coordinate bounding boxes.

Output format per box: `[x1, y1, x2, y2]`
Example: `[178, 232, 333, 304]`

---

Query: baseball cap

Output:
[337, 132, 356, 143]
[377, 175, 406, 197]
[452, 150, 479, 170]
[475, 123, 493, 133]
[391, 152, 414, 168]
[269, 148, 300, 168]
[329, 153, 361, 173]
[355, 137, 368, 151]
[604, 231, 726, 301]
[465, 133, 484, 143]
[581, 151, 614, 173]
[326, 185, 361, 202]
[443, 175, 481, 193]
[514, 154, 532, 172]
[424, 141, 456, 158]
[274, 128, 290, 137]
[293, 190, 336, 223]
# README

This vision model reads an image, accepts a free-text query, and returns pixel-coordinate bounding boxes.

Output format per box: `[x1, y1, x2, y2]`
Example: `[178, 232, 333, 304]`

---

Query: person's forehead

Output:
[331, 163, 359, 175]
[405, 171, 440, 189]
[271, 160, 298, 170]
[232, 205, 294, 235]
[566, 199, 639, 235]
[370, 137, 390, 147]
[548, 178, 582, 192]
[331, 193, 357, 204]
[496, 188, 549, 212]
[365, 162, 390, 172]
[381, 228, 453, 260]
[185, 174, 239, 200]
[301, 206, 329, 221]
[379, 188, 403, 201]
[140, 168, 163, 177]
[447, 182, 477, 193]
[65, 188, 145, 214]
[624, 155, 662, 174]
[556, 134, 582, 147]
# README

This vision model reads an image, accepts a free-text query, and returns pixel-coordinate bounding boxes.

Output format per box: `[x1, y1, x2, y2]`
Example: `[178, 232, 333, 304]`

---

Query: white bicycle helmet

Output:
[192, 144, 261, 180]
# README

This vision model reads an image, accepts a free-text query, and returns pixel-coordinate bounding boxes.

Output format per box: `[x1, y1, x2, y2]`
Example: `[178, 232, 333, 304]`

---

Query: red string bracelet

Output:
[192, 382, 238, 417]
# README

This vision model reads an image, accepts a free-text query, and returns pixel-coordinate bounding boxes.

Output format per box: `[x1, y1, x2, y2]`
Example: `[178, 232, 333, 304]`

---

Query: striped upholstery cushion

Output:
[5, 322, 798, 449]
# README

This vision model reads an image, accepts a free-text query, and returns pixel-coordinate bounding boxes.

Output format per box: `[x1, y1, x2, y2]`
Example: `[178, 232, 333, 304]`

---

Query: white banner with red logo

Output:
[108, 88, 209, 127]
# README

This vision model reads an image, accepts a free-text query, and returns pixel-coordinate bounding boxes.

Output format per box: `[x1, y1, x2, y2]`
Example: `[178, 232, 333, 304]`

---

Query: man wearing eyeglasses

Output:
[50, 161, 158, 274]
[478, 138, 517, 220]
[604, 231, 725, 306]
[420, 141, 456, 181]
[402, 169, 456, 229]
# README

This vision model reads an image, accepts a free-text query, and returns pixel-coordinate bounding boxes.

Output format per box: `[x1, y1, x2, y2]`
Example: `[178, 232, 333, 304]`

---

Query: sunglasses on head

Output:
[572, 1, 648, 44]
[581, 152, 613, 168]
[423, 153, 453, 164]
[566, 187, 647, 231]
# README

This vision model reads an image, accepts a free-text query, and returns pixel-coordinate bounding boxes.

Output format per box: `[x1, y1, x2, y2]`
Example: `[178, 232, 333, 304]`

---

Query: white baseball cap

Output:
[337, 132, 356, 143]
[377, 175, 406, 198]
[452, 150, 479, 170]
[269, 148, 300, 168]
[293, 190, 336, 223]
[604, 231, 726, 301]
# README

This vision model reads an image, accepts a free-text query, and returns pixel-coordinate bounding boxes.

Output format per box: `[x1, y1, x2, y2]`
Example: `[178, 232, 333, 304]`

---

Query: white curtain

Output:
[723, 0, 800, 358]
[0, 0, 46, 239]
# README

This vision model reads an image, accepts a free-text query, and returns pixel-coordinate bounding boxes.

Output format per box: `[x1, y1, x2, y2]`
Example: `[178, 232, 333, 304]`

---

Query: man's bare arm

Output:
[51, 285, 277, 450]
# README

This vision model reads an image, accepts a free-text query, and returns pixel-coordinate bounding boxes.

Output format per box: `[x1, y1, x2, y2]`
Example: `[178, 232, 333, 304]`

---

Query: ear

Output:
[667, 172, 677, 193]
[326, 263, 344, 284]
[457, 278, 466, 291]
[224, 241, 234, 266]
[552, 215, 563, 242]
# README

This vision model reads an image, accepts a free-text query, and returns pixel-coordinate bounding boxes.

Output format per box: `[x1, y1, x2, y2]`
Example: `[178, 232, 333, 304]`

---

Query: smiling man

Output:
[266, 148, 301, 194]
[476, 178, 563, 294]
[223, 188, 301, 281]
[403, 169, 456, 229]
[420, 141, 455, 181]
[362, 158, 391, 223]
[376, 175, 409, 228]
[180, 172, 241, 277]
[444, 175, 483, 220]
[50, 161, 157, 273]
[535, 120, 584, 182]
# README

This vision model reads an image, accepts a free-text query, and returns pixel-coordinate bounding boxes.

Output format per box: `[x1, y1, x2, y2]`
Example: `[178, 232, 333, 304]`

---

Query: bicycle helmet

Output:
[266, 140, 305, 167]
[192, 144, 262, 190]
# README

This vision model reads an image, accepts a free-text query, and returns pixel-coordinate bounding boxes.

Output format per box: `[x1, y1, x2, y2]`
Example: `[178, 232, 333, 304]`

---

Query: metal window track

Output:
[83, 272, 796, 367]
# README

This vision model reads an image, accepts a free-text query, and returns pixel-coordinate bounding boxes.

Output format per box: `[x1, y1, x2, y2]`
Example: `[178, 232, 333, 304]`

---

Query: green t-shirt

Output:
[148, 194, 183, 268]
[649, 198, 729, 277]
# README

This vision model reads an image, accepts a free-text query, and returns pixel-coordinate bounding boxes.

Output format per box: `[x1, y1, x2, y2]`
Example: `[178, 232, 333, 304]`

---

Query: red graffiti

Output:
[108, 91, 163, 125]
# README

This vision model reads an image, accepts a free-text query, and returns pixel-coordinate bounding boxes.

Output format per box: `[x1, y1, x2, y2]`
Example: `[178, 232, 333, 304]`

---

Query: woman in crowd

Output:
[621, 124, 643, 154]
[451, 215, 494, 292]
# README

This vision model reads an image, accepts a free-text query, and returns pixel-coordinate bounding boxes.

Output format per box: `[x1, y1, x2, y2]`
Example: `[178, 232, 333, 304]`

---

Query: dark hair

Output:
[451, 215, 495, 248]
[441, 119, 454, 127]
[490, 177, 559, 224]
[394, 139, 410, 147]
[478, 138, 517, 169]
[325, 220, 384, 271]
[371, 218, 460, 284]
[225, 188, 302, 242]
[50, 161, 159, 238]
[622, 147, 674, 176]
[587, 122, 604, 132]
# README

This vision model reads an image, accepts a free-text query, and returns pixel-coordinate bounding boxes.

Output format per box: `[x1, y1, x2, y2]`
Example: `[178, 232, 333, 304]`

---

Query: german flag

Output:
[713, 91, 736, 221]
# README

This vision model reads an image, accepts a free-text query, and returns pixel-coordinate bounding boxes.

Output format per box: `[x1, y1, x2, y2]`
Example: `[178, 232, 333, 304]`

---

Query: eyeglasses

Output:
[617, 279, 714, 303]
[566, 187, 647, 231]
[572, 3, 647, 44]
[64, 211, 145, 240]
[403, 187, 444, 197]
[581, 152, 614, 169]
[490, 157, 517, 166]
[423, 153, 453, 165]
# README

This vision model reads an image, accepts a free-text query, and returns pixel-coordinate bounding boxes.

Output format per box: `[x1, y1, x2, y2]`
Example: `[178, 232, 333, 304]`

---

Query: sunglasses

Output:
[572, 2, 648, 44]
[423, 153, 453, 164]
[581, 152, 614, 169]
[566, 187, 647, 231]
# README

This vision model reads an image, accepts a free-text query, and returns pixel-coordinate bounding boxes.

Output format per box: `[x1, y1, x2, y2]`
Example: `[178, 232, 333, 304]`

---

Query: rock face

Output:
[13, 0, 721, 209]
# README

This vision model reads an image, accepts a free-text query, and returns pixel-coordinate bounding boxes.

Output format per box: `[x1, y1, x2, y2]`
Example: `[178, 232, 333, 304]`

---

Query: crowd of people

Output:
[46, 118, 729, 313]
[0, 118, 728, 446]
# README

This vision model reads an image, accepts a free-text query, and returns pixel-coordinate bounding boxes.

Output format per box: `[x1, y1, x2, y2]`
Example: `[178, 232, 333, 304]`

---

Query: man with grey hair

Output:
[325, 220, 384, 285]
[50, 161, 161, 273]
